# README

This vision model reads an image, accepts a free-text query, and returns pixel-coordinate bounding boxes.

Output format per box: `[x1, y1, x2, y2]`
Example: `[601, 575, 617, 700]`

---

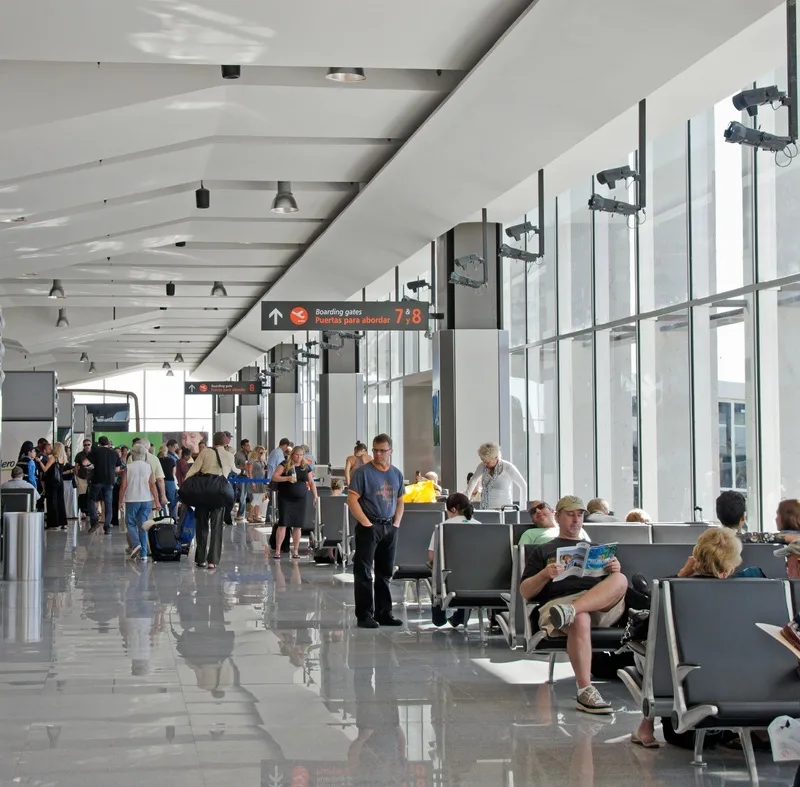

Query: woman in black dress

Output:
[41, 441, 68, 530]
[271, 446, 318, 560]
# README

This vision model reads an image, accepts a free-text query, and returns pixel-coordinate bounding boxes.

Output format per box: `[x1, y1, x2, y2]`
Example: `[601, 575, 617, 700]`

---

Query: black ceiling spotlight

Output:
[47, 279, 66, 299]
[166, 281, 176, 297]
[174, 353, 184, 363]
[89, 362, 97, 375]
[326, 67, 365, 83]
[221, 65, 241, 79]
[210, 281, 227, 297]
[195, 181, 210, 209]
[79, 352, 89, 363]
[175, 241, 186, 248]
[56, 308, 69, 328]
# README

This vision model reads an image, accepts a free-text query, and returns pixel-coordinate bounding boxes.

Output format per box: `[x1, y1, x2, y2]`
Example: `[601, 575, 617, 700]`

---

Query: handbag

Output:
[178, 448, 234, 509]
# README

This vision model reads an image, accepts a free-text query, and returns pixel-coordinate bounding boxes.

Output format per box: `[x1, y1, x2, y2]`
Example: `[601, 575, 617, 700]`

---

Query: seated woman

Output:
[424, 471, 443, 494]
[626, 508, 651, 523]
[632, 527, 742, 748]
[429, 493, 480, 629]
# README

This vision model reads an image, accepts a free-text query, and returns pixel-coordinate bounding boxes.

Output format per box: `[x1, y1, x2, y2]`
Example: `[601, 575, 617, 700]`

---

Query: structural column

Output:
[267, 344, 302, 450]
[236, 366, 261, 448]
[433, 221, 510, 495]
[318, 335, 364, 470]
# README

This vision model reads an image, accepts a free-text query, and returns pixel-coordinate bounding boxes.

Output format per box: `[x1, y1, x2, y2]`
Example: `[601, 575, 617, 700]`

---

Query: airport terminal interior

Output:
[4, 1, 800, 785]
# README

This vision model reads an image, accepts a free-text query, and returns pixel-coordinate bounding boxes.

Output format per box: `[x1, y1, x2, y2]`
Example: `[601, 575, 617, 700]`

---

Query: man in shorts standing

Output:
[520, 495, 627, 714]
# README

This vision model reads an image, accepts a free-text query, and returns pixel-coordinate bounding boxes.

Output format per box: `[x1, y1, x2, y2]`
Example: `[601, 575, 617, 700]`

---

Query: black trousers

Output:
[353, 521, 398, 620]
[195, 506, 224, 565]
[45, 483, 67, 529]
[111, 484, 121, 528]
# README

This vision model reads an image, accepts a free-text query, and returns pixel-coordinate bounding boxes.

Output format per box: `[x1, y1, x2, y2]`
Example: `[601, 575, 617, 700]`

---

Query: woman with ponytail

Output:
[429, 492, 480, 628]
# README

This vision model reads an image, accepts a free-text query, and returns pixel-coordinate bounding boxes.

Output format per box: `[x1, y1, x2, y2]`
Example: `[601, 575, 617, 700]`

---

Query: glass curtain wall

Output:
[504, 75, 794, 530]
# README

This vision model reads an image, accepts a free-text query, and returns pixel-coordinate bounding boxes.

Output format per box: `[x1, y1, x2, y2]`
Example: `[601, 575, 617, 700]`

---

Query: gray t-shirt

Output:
[349, 462, 405, 523]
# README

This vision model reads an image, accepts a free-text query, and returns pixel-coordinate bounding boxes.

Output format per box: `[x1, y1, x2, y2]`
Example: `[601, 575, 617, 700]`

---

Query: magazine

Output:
[553, 542, 617, 581]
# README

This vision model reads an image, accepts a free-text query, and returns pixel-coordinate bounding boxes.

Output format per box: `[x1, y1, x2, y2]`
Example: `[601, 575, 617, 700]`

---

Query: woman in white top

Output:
[465, 442, 527, 510]
[429, 493, 481, 629]
[119, 444, 159, 561]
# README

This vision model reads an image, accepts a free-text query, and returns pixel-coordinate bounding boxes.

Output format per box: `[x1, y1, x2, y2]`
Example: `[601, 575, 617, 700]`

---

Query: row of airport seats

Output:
[618, 577, 800, 782]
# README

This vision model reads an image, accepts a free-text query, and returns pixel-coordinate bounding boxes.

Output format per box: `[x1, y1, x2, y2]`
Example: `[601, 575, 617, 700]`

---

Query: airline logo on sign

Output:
[261, 301, 429, 331]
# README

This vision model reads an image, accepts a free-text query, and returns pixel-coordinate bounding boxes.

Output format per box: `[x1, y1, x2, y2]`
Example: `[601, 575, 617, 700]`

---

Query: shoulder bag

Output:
[178, 448, 234, 509]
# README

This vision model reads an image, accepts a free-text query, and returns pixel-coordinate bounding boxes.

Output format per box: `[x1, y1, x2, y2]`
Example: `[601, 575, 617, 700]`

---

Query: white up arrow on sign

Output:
[269, 308, 283, 326]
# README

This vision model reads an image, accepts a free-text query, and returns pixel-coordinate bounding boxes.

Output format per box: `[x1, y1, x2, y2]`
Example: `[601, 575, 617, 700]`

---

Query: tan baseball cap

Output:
[774, 540, 800, 558]
[556, 495, 586, 513]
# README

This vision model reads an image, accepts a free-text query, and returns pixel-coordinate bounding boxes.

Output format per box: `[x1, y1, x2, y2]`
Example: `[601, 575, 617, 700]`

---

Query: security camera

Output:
[587, 194, 640, 216]
[407, 279, 430, 292]
[498, 244, 542, 262]
[166, 282, 175, 297]
[724, 121, 792, 152]
[454, 253, 483, 270]
[595, 165, 638, 189]
[298, 350, 320, 359]
[449, 272, 484, 289]
[430, 311, 444, 320]
[331, 330, 362, 341]
[732, 85, 788, 116]
[504, 221, 538, 242]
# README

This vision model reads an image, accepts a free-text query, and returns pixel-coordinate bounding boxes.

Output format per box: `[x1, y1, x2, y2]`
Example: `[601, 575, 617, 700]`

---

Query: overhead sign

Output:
[261, 301, 429, 331]
[185, 381, 262, 395]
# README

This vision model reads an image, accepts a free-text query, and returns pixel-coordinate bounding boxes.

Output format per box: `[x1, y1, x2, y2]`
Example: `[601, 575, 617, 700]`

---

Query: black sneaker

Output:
[376, 615, 403, 627]
[357, 616, 380, 629]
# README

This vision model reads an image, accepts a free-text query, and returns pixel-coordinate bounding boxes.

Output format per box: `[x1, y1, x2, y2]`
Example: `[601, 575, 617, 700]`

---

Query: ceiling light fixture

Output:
[48, 279, 65, 299]
[79, 352, 89, 363]
[270, 181, 299, 214]
[325, 67, 366, 83]
[89, 362, 97, 374]
[211, 281, 228, 297]
[174, 353, 184, 363]
[166, 369, 174, 377]
[162, 362, 171, 370]
[195, 181, 210, 209]
[221, 65, 241, 79]
[166, 281, 176, 297]
[175, 241, 186, 248]
[56, 308, 69, 328]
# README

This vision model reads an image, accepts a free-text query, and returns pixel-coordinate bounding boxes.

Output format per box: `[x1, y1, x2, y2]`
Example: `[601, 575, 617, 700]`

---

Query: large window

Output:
[500, 75, 792, 528]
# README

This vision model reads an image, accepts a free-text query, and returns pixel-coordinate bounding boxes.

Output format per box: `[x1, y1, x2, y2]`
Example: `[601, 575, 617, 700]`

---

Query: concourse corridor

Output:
[0, 529, 791, 787]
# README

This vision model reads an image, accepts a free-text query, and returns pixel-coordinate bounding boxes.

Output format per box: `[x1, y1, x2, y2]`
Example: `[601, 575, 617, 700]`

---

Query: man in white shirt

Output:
[1, 466, 40, 502]
[138, 439, 168, 511]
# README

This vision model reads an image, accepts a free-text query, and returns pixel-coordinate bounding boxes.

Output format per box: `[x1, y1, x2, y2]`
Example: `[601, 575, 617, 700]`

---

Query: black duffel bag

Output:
[179, 448, 234, 509]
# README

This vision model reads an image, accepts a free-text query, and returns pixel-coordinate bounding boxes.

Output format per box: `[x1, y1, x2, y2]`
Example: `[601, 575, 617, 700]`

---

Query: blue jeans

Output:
[237, 478, 248, 519]
[164, 480, 178, 520]
[126, 501, 152, 557]
[90, 483, 114, 531]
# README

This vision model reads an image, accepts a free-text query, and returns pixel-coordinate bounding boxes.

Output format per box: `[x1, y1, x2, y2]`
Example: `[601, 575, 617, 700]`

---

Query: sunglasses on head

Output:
[529, 503, 547, 515]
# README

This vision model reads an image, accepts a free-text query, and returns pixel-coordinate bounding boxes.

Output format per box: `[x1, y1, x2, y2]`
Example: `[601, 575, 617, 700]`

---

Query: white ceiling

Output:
[0, 0, 785, 385]
[0, 0, 529, 381]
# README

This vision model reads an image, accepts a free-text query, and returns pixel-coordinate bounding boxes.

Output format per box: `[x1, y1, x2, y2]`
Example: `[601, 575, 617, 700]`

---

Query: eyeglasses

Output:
[528, 503, 547, 516]
[373, 448, 391, 454]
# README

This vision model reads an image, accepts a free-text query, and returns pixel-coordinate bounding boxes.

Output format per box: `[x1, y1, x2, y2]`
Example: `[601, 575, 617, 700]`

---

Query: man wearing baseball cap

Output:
[518, 500, 590, 547]
[774, 540, 800, 578]
[519, 495, 627, 714]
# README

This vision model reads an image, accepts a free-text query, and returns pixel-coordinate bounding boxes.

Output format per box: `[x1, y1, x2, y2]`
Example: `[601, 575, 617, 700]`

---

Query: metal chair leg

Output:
[547, 653, 557, 684]
[416, 579, 423, 614]
[690, 729, 707, 768]
[739, 728, 759, 785]
[477, 609, 486, 643]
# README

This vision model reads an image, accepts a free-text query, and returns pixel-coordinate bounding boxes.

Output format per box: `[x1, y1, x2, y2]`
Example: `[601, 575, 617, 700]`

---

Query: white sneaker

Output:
[127, 544, 142, 559]
[576, 686, 612, 715]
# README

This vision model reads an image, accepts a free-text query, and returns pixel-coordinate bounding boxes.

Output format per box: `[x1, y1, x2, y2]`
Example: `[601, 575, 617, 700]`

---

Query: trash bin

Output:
[2, 512, 44, 581]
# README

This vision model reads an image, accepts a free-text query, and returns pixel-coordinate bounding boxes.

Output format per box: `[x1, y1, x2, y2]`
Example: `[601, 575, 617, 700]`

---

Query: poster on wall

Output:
[1, 421, 55, 481]
[93, 431, 209, 455]
[432, 391, 440, 448]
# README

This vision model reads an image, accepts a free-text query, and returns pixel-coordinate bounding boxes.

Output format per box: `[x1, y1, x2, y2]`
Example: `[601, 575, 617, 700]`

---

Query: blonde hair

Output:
[626, 508, 650, 523]
[692, 528, 742, 577]
[249, 445, 265, 462]
[587, 498, 610, 515]
[283, 446, 307, 473]
[52, 442, 67, 463]
[330, 479, 343, 492]
[157, 444, 168, 458]
[477, 442, 501, 462]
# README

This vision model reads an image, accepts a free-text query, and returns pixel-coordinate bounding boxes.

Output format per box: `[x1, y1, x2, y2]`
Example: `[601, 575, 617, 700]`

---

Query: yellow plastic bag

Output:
[403, 479, 438, 503]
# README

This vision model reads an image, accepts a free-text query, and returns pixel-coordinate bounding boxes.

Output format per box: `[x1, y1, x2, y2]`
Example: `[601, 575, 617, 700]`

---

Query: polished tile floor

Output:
[0, 524, 795, 786]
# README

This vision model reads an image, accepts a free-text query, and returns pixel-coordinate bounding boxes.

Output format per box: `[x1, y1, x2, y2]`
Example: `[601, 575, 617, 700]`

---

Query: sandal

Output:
[631, 735, 660, 749]
[196, 562, 207, 568]
[206, 563, 216, 570]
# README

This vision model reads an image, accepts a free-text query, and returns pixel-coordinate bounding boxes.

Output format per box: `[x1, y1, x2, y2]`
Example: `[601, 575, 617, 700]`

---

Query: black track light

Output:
[211, 281, 227, 297]
[195, 181, 210, 209]
[221, 65, 240, 79]
[166, 281, 176, 297]
[174, 353, 184, 363]
[175, 241, 186, 248]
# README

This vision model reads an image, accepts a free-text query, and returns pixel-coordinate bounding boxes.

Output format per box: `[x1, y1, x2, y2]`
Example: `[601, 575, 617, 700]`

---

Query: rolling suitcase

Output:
[148, 519, 181, 562]
[177, 507, 195, 555]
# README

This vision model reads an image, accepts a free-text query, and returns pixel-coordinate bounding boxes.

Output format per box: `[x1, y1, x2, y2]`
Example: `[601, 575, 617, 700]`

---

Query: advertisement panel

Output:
[1, 421, 55, 481]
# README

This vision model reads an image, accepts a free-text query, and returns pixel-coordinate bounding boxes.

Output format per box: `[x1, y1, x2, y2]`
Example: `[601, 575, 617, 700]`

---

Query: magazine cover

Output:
[554, 542, 617, 580]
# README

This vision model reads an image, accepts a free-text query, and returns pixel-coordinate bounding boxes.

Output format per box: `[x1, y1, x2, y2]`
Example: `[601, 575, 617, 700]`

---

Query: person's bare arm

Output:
[519, 563, 562, 601]
[465, 464, 482, 496]
[347, 490, 372, 527]
[308, 472, 318, 505]
[119, 473, 128, 502]
[272, 466, 290, 483]
[148, 474, 159, 508]
[344, 457, 353, 486]
[393, 497, 404, 527]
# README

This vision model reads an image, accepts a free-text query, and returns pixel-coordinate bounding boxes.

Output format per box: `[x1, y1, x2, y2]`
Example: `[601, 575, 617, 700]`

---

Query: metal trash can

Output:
[2, 580, 42, 643]
[2, 512, 44, 581]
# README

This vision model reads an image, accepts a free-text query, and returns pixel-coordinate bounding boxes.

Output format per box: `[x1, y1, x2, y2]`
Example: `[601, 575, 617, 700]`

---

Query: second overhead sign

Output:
[261, 301, 430, 331]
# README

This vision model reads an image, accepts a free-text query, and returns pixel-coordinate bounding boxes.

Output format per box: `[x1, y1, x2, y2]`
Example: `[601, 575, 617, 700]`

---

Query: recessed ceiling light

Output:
[12, 216, 27, 223]
[21, 272, 38, 278]
[326, 67, 366, 83]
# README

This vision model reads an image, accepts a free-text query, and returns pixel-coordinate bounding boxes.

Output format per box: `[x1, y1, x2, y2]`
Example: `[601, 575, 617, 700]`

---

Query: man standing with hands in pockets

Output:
[348, 434, 405, 629]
